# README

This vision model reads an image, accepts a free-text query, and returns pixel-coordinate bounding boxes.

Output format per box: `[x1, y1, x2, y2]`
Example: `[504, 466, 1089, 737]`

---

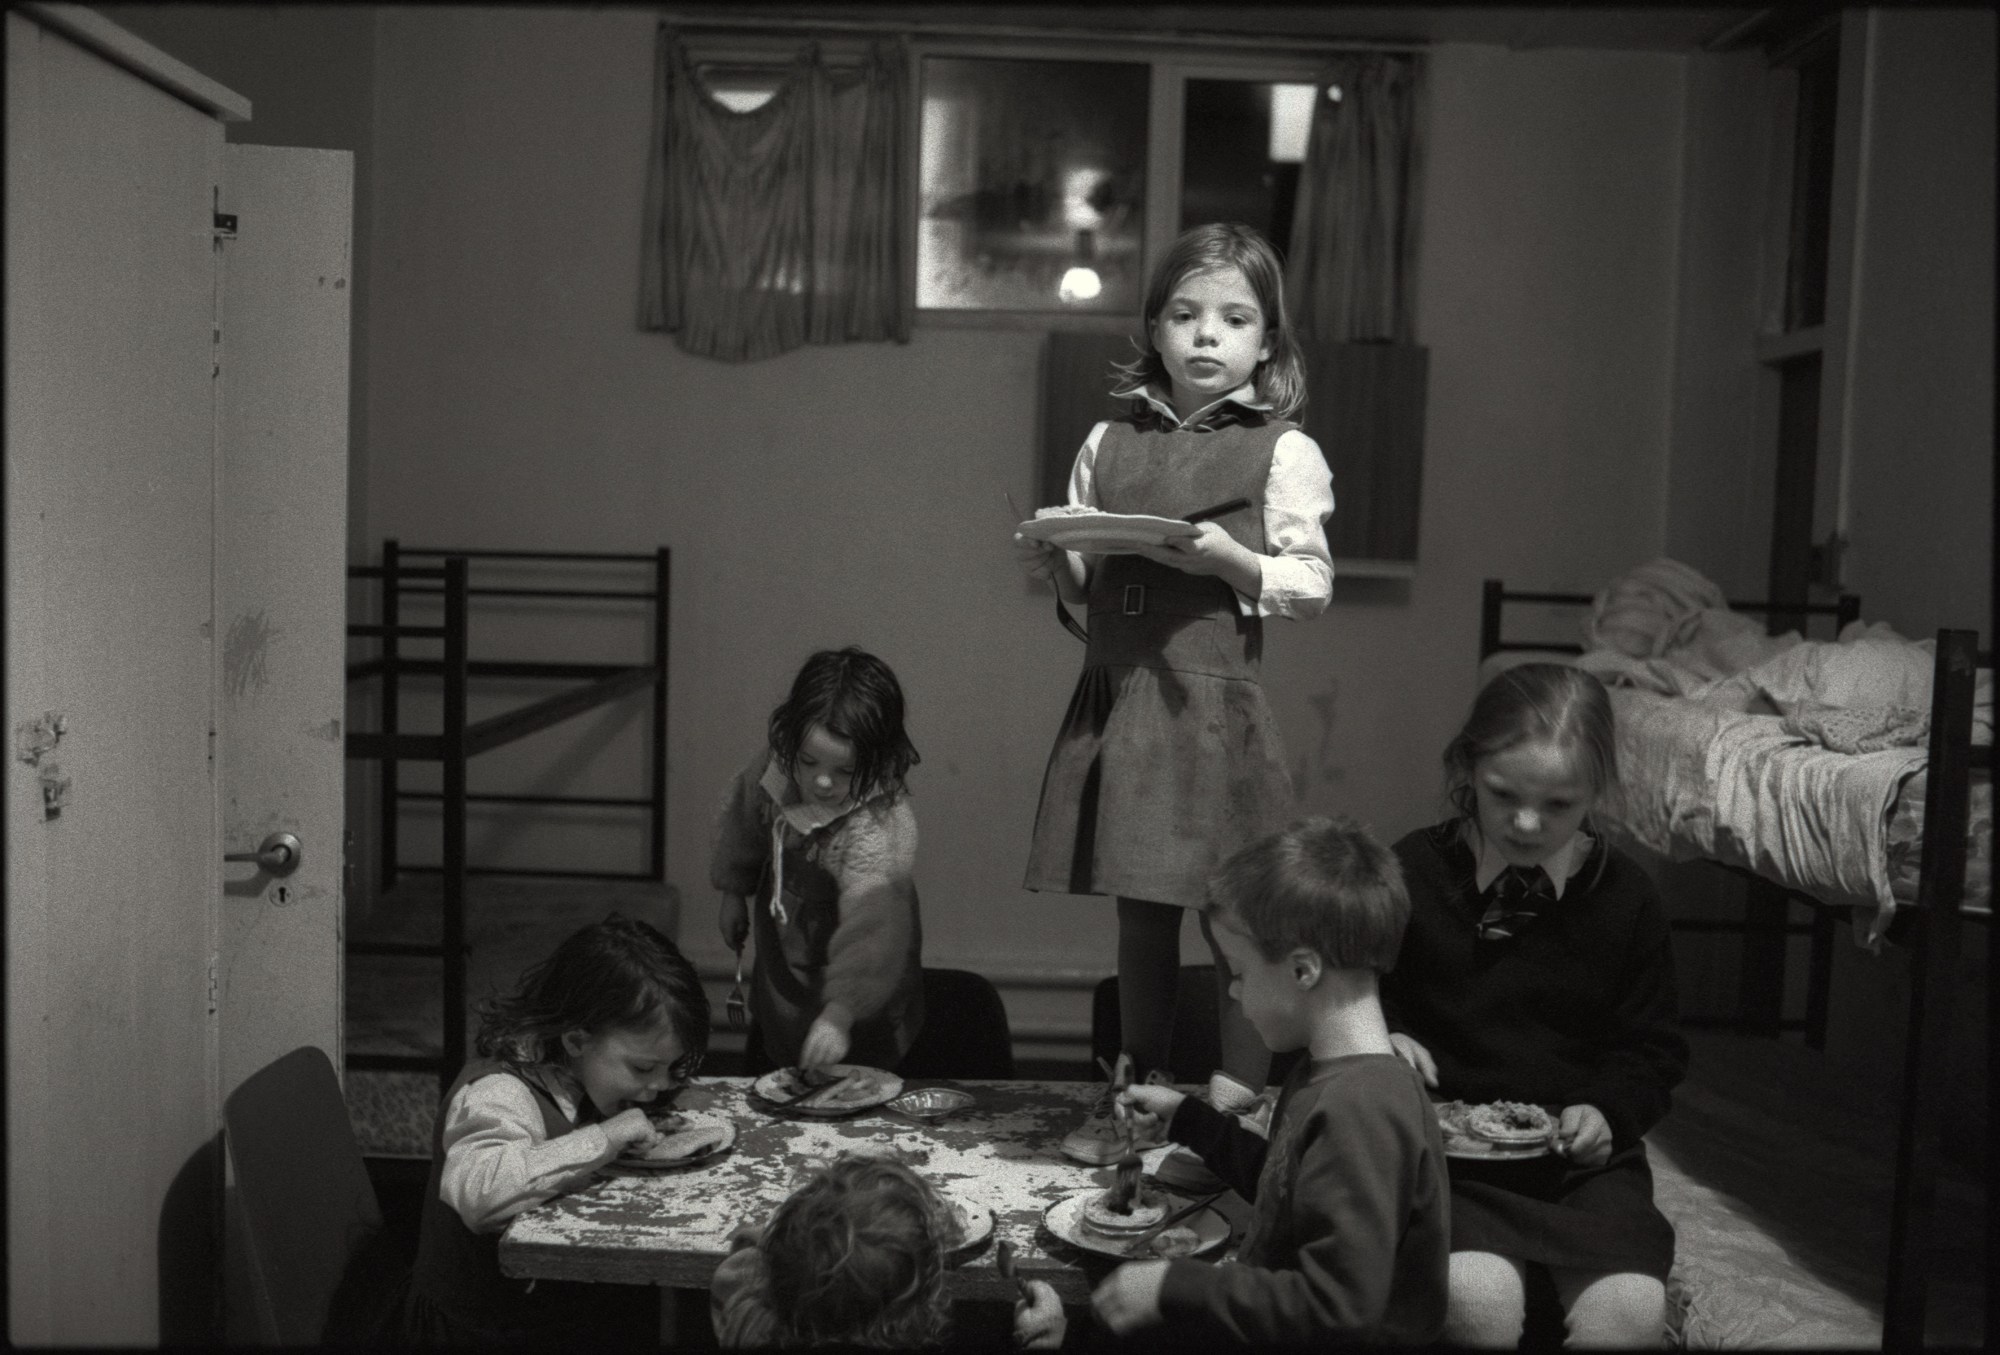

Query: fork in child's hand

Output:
[725, 943, 748, 1031]
[995, 1239, 1033, 1301]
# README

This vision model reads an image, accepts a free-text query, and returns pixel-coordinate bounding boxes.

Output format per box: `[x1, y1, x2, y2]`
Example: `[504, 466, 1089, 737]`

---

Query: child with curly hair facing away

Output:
[710, 1153, 1065, 1349]
[394, 914, 710, 1348]
[711, 646, 924, 1072]
[1097, 817, 1450, 1346]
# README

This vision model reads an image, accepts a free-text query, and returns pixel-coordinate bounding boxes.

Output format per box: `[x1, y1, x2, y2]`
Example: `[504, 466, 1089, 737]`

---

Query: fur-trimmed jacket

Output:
[708, 747, 923, 1068]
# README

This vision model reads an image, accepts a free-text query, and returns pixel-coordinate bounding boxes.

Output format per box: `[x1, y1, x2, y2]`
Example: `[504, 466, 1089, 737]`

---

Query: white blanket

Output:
[1606, 689, 1924, 944]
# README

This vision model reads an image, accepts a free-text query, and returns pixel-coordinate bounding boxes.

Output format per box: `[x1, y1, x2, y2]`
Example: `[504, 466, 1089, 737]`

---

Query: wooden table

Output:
[498, 1076, 1240, 1305]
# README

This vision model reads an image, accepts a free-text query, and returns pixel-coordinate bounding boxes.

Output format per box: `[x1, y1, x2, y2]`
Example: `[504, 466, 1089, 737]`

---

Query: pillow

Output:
[1582, 558, 1727, 658]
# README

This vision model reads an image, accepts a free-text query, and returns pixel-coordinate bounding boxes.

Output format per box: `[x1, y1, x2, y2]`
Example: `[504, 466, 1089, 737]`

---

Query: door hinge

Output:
[207, 954, 220, 1016]
[212, 211, 237, 238]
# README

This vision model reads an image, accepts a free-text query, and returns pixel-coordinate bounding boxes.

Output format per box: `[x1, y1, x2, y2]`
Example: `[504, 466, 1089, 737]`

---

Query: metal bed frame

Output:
[1479, 578, 1990, 1350]
[343, 542, 670, 1087]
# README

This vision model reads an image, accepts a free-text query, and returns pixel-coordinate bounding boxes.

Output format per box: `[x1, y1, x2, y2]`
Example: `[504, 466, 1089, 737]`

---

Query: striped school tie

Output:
[1478, 864, 1555, 941]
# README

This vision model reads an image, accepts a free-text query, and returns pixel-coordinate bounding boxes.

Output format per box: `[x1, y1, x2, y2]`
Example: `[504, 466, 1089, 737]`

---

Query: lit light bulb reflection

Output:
[1058, 266, 1103, 304]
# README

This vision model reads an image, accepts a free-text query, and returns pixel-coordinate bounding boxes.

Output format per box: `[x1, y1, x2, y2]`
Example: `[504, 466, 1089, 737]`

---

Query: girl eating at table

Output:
[392, 913, 710, 1348]
[710, 645, 925, 1073]
[710, 1151, 1066, 1348]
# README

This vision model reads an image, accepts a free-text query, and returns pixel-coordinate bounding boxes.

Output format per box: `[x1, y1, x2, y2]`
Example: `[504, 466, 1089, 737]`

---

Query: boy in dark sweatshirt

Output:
[1095, 815, 1450, 1346]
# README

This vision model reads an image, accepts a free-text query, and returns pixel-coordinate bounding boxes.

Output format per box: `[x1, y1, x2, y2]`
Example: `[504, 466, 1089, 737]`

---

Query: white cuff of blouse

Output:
[437, 1070, 618, 1233]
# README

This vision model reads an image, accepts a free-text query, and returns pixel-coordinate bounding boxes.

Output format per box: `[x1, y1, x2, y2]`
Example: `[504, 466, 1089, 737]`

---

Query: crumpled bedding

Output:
[1526, 561, 1996, 945]
[1604, 688, 1926, 943]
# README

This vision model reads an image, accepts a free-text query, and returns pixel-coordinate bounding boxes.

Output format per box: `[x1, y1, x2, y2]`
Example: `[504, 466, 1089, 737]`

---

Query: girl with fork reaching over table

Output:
[711, 646, 925, 1074]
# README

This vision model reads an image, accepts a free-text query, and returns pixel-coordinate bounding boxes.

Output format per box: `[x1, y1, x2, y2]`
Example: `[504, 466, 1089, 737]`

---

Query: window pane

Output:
[918, 57, 1148, 312]
[1179, 79, 1313, 255]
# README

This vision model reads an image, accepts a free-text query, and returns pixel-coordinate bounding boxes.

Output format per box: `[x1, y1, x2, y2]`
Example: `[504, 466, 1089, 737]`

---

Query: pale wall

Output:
[1663, 48, 1779, 599]
[357, 6, 1688, 1043]
[1838, 7, 1995, 642]
[95, 3, 380, 560]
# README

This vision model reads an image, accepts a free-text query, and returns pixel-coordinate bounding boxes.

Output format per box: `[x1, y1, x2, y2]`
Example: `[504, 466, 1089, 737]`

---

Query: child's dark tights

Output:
[1116, 898, 1270, 1093]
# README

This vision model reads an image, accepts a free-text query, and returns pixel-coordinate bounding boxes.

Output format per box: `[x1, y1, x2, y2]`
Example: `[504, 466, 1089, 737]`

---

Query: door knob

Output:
[225, 831, 302, 877]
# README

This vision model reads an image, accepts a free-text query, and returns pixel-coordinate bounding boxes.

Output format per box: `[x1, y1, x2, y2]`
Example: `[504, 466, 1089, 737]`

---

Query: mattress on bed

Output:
[1886, 763, 1993, 915]
[1602, 688, 1990, 940]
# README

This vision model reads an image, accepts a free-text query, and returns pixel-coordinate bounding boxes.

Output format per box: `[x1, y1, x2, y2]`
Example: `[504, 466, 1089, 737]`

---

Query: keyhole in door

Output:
[271, 883, 293, 906]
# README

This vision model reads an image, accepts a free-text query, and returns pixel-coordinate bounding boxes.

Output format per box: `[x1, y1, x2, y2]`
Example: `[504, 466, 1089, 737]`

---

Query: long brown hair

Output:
[474, 913, 710, 1069]
[1112, 221, 1307, 420]
[1443, 664, 1620, 842]
[767, 646, 920, 805]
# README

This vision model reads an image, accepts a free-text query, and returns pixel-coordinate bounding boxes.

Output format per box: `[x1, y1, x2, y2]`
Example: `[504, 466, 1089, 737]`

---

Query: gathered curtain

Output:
[639, 27, 911, 362]
[1285, 53, 1426, 343]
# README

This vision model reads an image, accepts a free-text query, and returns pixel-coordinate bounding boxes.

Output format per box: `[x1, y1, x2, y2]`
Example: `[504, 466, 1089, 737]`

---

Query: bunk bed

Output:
[1479, 577, 1990, 1349]
[343, 543, 672, 1098]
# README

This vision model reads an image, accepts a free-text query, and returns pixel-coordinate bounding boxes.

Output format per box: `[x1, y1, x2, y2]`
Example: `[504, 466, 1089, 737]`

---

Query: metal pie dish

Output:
[887, 1087, 976, 1120]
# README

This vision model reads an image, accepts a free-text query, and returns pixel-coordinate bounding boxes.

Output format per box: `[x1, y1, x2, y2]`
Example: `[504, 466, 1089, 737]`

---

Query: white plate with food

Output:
[940, 1194, 996, 1263]
[1041, 1188, 1228, 1260]
[1434, 1100, 1557, 1161]
[752, 1064, 905, 1116]
[1016, 508, 1200, 554]
[615, 1110, 738, 1171]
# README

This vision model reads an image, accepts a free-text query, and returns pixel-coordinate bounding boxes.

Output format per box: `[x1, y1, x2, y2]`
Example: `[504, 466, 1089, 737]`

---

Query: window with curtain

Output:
[638, 26, 912, 362]
[1285, 52, 1430, 568]
[1031, 49, 1432, 568]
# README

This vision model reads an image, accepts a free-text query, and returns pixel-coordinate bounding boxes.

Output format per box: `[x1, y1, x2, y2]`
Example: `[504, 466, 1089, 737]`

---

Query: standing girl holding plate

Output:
[1012, 222, 1335, 1172]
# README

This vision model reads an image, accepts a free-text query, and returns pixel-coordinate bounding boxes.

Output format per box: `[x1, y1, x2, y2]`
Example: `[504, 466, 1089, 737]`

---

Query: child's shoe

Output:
[1059, 1055, 1168, 1165]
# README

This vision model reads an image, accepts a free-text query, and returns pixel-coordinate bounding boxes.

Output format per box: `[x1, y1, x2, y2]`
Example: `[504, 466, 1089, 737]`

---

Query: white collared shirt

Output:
[1063, 382, 1335, 620]
[1471, 828, 1594, 900]
[437, 1065, 618, 1233]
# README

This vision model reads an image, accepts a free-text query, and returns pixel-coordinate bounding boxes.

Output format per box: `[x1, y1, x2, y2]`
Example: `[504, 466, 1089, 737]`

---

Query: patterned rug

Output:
[1649, 1030, 1986, 1347]
[345, 874, 680, 1158]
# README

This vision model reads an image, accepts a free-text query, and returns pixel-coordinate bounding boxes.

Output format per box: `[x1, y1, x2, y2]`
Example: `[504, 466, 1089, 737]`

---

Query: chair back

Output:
[223, 1045, 384, 1344]
[898, 968, 1016, 1078]
[1091, 965, 1301, 1085]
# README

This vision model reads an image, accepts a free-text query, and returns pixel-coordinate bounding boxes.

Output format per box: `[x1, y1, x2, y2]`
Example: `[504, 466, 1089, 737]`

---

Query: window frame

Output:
[905, 38, 1327, 330]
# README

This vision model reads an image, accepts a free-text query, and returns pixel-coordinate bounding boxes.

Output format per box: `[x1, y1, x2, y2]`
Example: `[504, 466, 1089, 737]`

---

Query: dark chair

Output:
[1092, 964, 1301, 1086]
[224, 1045, 399, 1344]
[897, 968, 1017, 1079]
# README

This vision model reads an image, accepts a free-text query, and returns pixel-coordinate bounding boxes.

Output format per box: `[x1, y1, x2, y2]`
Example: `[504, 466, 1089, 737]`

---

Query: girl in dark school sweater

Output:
[1383, 663, 1688, 1347]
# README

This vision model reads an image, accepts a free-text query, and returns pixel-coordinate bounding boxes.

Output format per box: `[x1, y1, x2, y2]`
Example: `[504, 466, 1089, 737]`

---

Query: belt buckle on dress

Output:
[1122, 584, 1145, 616]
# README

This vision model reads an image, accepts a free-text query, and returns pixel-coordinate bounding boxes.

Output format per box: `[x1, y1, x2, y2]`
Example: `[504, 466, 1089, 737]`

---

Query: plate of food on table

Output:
[1040, 1170, 1228, 1261]
[1015, 504, 1201, 555]
[1433, 1099, 1558, 1160]
[939, 1193, 996, 1264]
[614, 1109, 737, 1171]
[751, 1064, 904, 1116]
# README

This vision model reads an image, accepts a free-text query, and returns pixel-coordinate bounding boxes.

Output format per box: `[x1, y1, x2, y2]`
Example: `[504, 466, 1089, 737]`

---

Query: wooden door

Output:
[5, 12, 228, 1344]
[214, 144, 352, 1117]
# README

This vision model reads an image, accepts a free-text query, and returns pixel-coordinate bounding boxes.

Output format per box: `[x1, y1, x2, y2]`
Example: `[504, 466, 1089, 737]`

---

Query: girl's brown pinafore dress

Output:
[1024, 412, 1297, 907]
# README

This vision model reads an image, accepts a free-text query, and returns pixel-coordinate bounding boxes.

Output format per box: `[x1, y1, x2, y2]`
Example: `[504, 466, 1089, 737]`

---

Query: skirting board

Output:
[698, 959, 1102, 1062]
